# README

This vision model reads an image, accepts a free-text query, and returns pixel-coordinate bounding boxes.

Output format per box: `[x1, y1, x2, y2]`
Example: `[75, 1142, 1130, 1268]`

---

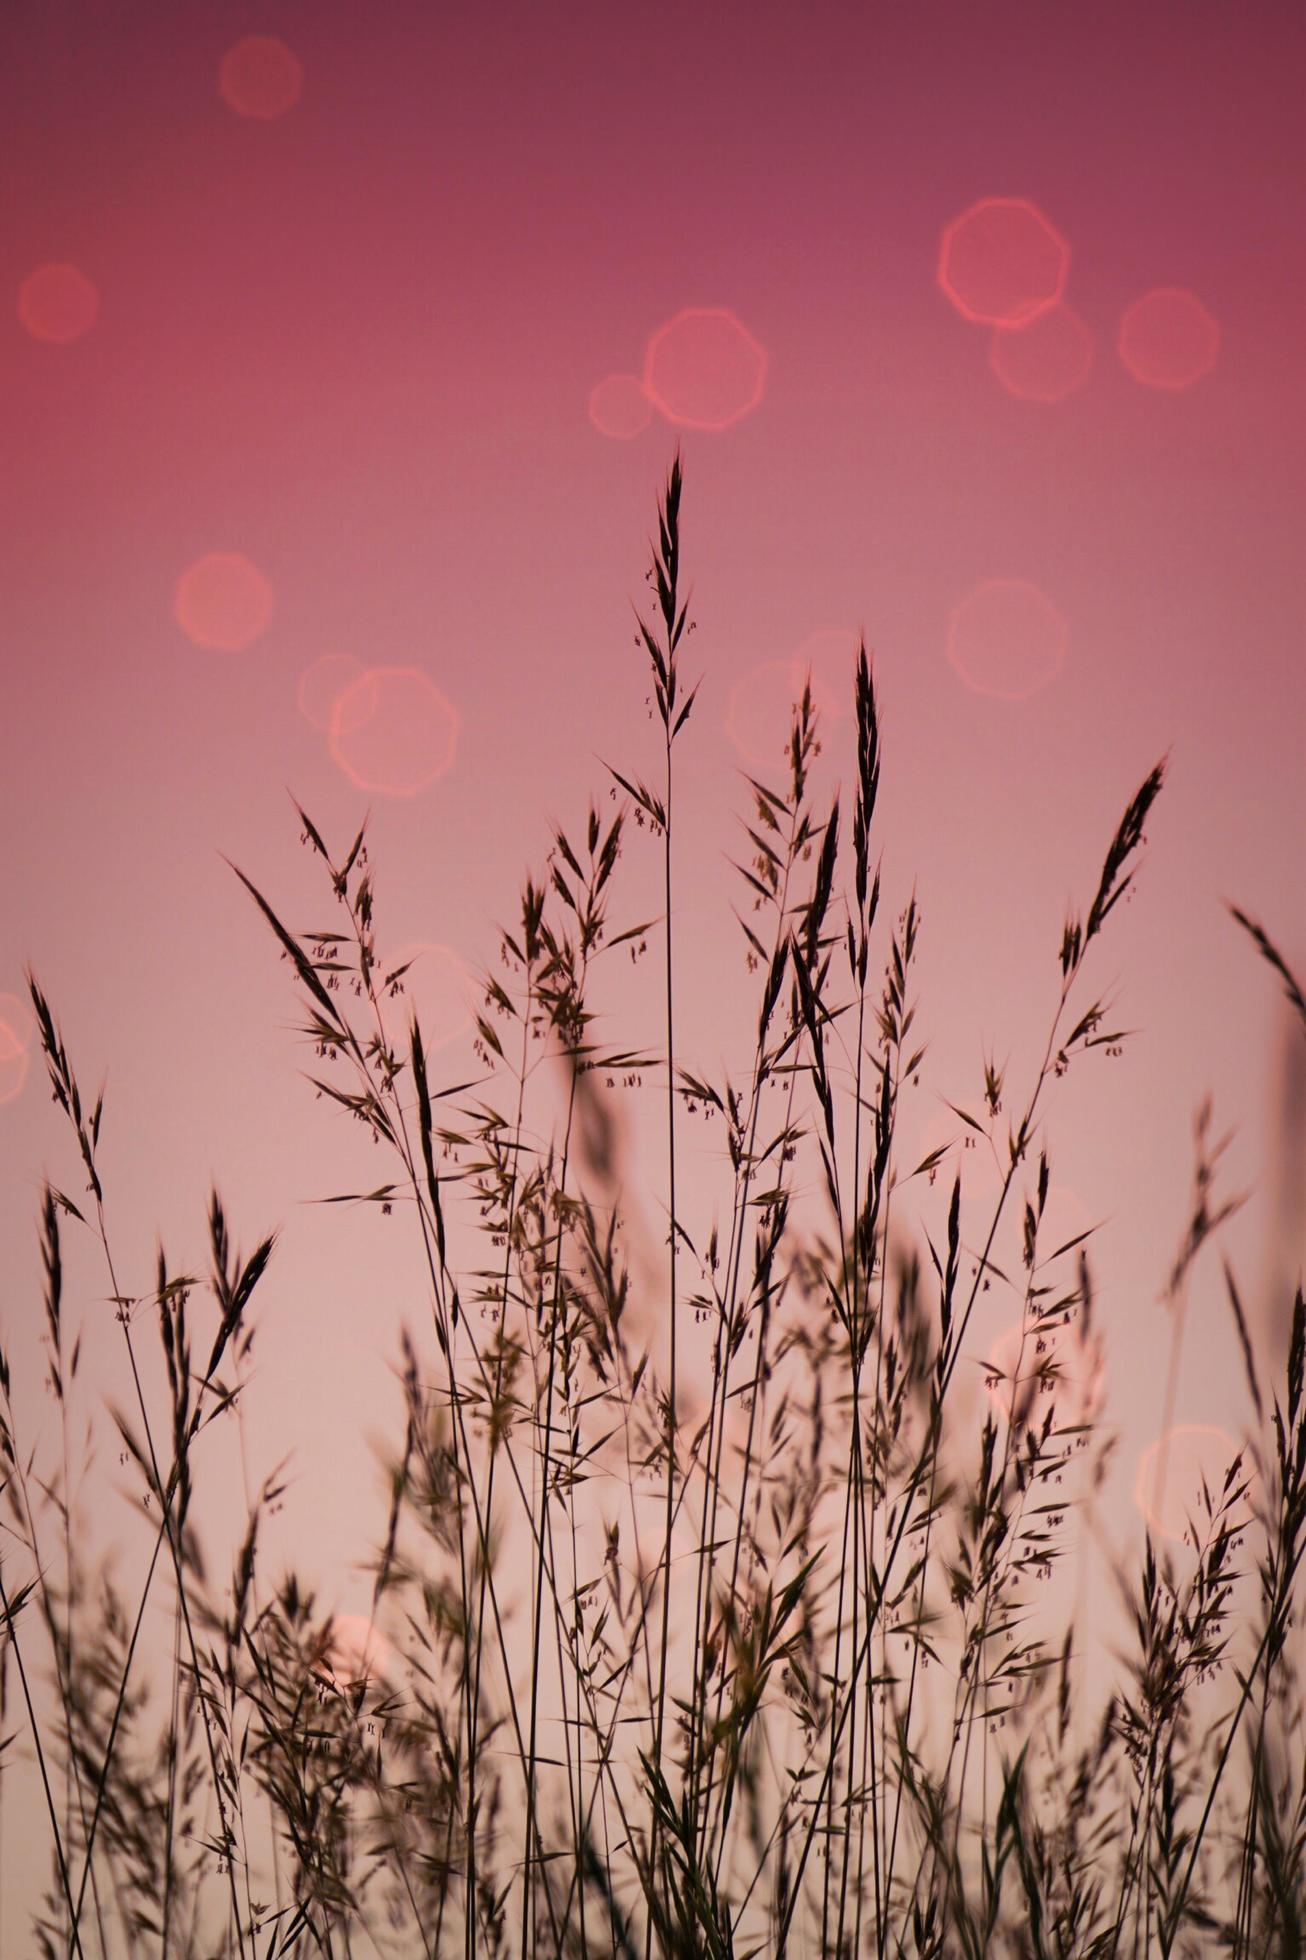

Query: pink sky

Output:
[2, 1, 1304, 1940]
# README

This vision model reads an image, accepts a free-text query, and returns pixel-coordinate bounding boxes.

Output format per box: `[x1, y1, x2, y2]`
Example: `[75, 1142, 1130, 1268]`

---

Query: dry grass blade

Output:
[1227, 902, 1306, 1039]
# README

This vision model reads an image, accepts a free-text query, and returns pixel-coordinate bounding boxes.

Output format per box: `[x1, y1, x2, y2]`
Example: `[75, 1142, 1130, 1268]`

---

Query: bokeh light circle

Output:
[175, 553, 275, 652]
[588, 373, 653, 440]
[938, 198, 1069, 328]
[946, 578, 1067, 702]
[218, 36, 303, 120]
[384, 942, 475, 1053]
[790, 627, 862, 718]
[314, 1614, 397, 1693]
[989, 304, 1095, 403]
[297, 654, 375, 735]
[0, 992, 35, 1050]
[329, 667, 459, 797]
[642, 307, 767, 431]
[984, 1313, 1098, 1432]
[1117, 287, 1220, 392]
[18, 263, 99, 344]
[1134, 1424, 1248, 1543]
[726, 659, 844, 771]
[911, 1110, 1001, 1199]
[0, 993, 34, 1106]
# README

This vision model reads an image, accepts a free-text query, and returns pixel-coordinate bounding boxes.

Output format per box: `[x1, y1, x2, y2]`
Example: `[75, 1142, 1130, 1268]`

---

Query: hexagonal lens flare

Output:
[946, 578, 1067, 702]
[297, 655, 374, 736]
[938, 197, 1069, 328]
[328, 667, 458, 797]
[984, 1313, 1097, 1433]
[175, 553, 275, 652]
[18, 263, 99, 344]
[989, 304, 1095, 403]
[382, 942, 475, 1053]
[1117, 287, 1220, 391]
[1134, 1425, 1249, 1544]
[0, 994, 34, 1107]
[643, 307, 767, 432]
[588, 374, 653, 440]
[313, 1614, 398, 1694]
[219, 36, 303, 120]
[726, 659, 843, 772]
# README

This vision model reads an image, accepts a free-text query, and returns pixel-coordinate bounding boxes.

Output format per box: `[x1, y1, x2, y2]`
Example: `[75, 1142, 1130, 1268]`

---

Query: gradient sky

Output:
[2, 0, 1304, 1936]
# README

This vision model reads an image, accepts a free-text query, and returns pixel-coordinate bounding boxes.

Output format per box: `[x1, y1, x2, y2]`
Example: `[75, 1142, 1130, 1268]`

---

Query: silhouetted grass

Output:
[2, 457, 1304, 1956]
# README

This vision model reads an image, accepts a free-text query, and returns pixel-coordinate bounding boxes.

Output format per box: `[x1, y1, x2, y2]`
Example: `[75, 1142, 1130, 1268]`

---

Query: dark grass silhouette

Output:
[3, 457, 1304, 1957]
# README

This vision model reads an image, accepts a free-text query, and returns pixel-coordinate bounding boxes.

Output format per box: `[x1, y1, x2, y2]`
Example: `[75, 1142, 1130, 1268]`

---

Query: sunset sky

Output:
[2, 2, 1304, 1936]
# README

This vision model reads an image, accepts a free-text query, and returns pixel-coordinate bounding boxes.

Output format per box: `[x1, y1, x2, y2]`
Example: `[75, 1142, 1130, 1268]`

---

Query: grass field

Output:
[3, 457, 1304, 1958]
